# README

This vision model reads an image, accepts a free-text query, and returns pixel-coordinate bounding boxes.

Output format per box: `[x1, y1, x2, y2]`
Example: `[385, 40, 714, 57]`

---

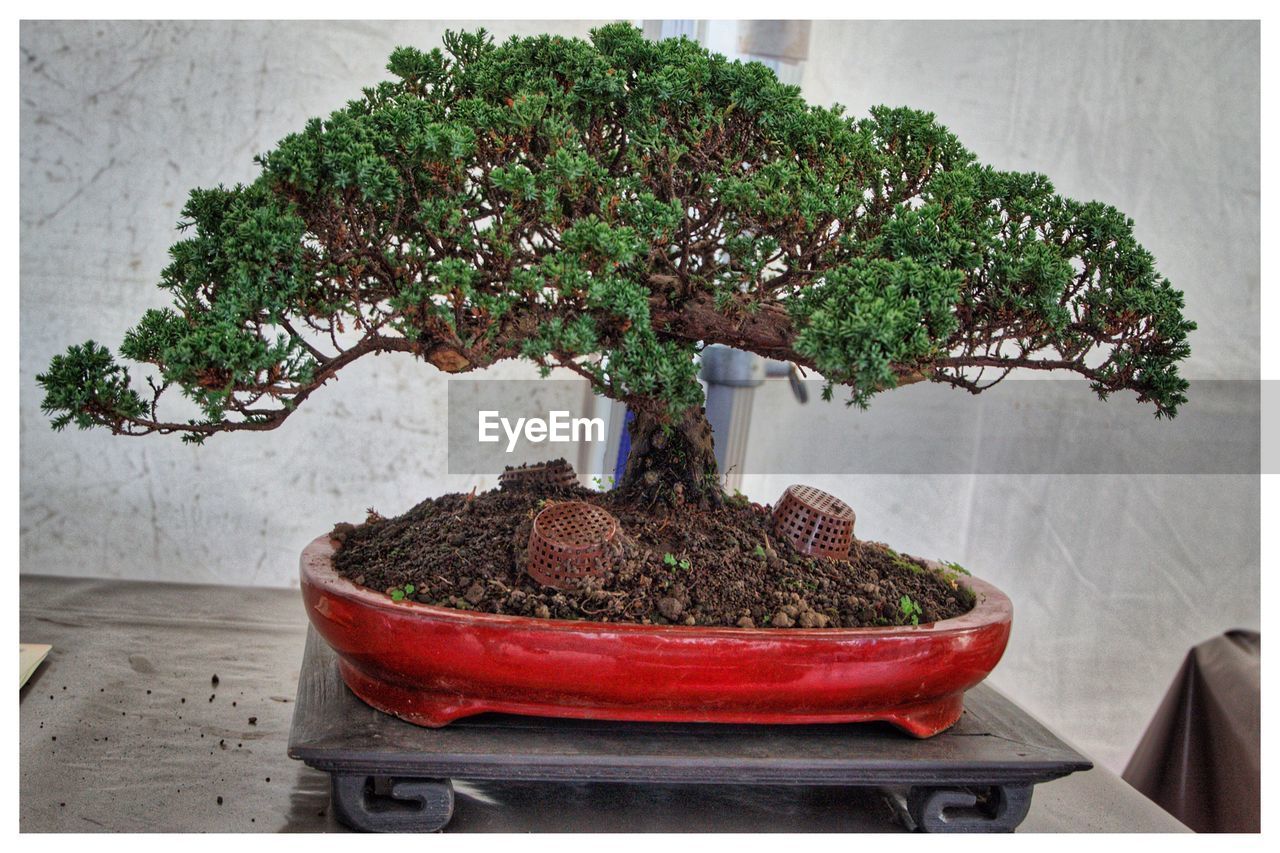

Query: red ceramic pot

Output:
[301, 535, 1012, 737]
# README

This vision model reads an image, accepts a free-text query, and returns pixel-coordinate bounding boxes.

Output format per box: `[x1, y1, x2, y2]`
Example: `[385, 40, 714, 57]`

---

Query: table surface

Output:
[19, 573, 1188, 833]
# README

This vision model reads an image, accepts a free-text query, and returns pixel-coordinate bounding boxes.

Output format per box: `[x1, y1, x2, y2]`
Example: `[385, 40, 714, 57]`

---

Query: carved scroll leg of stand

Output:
[329, 773, 455, 833]
[905, 783, 1033, 833]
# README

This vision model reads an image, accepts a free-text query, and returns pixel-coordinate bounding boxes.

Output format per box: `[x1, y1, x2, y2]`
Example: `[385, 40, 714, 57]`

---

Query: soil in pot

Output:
[330, 464, 975, 629]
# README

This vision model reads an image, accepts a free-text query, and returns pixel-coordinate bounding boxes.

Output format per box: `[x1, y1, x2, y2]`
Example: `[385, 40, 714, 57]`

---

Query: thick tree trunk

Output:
[617, 402, 723, 508]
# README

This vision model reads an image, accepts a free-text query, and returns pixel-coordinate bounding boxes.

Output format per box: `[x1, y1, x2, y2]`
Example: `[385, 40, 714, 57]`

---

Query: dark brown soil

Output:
[331, 467, 975, 629]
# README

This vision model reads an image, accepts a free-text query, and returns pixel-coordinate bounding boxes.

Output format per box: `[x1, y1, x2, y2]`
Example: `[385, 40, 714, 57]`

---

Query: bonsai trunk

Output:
[618, 402, 723, 508]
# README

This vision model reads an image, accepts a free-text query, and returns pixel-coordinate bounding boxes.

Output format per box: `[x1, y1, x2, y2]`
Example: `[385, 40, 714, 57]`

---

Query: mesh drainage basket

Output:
[773, 485, 856, 560]
[500, 459, 578, 491]
[526, 501, 619, 589]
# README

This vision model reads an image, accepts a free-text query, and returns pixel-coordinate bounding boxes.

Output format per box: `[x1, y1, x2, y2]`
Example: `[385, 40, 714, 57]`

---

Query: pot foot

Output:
[882, 693, 966, 738]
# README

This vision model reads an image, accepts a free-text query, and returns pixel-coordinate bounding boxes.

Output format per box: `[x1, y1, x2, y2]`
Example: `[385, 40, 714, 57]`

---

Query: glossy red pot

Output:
[301, 535, 1012, 737]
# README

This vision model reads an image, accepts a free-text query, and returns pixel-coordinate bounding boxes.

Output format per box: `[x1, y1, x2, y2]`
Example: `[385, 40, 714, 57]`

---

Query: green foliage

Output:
[388, 582, 415, 601]
[37, 341, 147, 431]
[790, 258, 962, 407]
[884, 546, 925, 575]
[663, 552, 692, 571]
[933, 560, 976, 608]
[38, 23, 1193, 447]
[899, 594, 923, 626]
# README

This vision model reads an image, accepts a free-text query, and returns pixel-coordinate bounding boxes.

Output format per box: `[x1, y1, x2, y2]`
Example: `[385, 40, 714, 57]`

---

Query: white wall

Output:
[20, 21, 1258, 774]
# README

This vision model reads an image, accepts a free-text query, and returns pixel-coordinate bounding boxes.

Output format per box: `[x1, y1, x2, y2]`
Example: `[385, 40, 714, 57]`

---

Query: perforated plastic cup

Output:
[772, 484, 856, 560]
[500, 459, 578, 491]
[526, 500, 619, 589]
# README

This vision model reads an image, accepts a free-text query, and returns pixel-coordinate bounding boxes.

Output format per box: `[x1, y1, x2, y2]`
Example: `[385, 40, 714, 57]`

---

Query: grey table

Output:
[19, 574, 1188, 833]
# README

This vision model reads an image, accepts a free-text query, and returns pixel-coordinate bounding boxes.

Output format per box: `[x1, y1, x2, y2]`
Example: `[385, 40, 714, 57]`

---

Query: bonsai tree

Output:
[38, 25, 1193, 509]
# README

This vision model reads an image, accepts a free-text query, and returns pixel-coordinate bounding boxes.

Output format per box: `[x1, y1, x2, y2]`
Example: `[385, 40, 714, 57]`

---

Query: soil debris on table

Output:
[331, 472, 975, 629]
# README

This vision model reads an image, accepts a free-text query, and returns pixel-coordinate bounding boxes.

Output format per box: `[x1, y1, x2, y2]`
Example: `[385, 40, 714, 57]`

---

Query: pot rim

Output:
[301, 534, 1011, 639]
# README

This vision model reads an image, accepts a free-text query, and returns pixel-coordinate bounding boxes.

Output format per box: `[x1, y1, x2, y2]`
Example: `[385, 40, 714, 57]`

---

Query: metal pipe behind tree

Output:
[610, 21, 816, 493]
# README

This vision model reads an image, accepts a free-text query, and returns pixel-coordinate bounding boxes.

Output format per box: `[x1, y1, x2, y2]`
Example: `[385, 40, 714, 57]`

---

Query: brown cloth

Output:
[1123, 630, 1259, 832]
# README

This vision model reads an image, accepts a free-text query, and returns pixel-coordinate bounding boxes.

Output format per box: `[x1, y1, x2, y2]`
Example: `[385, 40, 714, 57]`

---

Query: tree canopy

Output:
[39, 24, 1194, 446]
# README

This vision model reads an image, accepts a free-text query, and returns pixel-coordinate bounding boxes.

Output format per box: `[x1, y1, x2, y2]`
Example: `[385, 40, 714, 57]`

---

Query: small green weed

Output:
[884, 546, 924, 575]
[388, 582, 416, 601]
[663, 552, 692, 571]
[899, 594, 923, 626]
